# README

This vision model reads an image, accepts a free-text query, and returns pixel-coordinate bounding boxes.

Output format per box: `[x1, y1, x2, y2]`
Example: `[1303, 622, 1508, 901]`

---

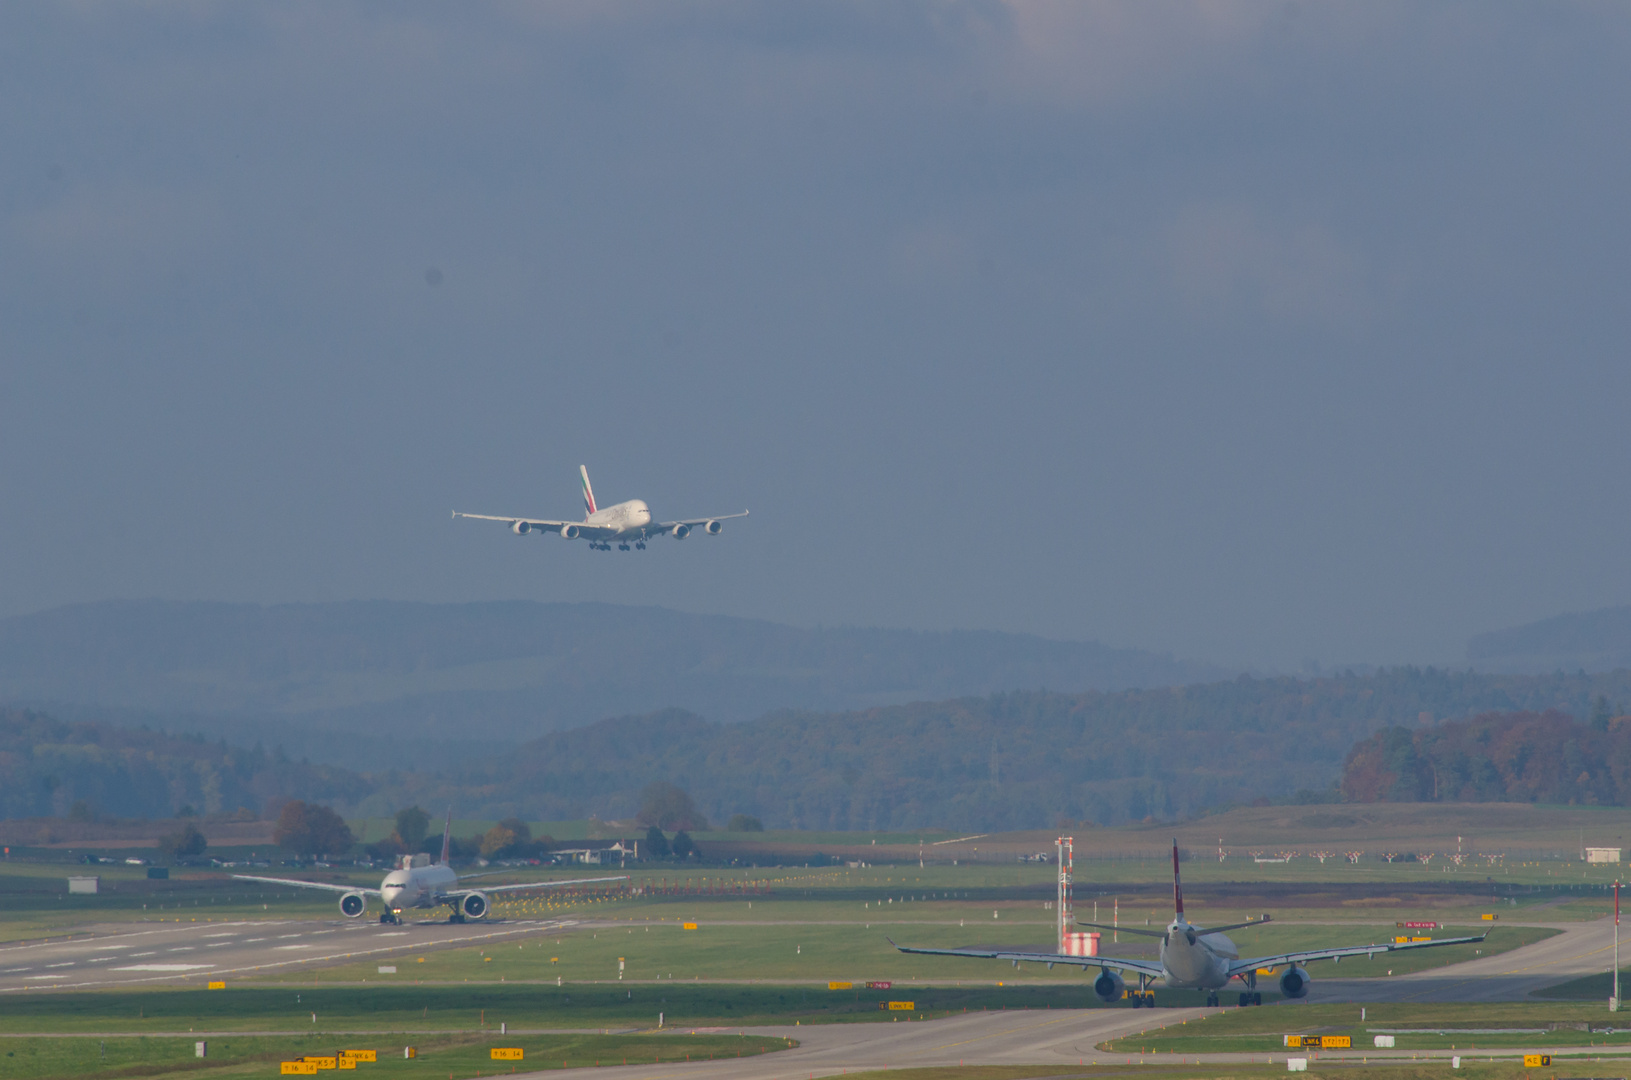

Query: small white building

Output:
[67, 876, 100, 894]
[1585, 847, 1622, 864]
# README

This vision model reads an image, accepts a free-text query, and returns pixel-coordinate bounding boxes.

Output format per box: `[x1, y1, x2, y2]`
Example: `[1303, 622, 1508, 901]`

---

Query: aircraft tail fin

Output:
[1172, 838, 1184, 918]
[579, 465, 597, 516]
[439, 808, 452, 866]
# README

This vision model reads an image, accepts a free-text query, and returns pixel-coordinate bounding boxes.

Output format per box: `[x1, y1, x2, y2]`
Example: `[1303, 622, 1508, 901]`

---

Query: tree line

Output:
[1341, 700, 1631, 805]
[9, 667, 1631, 831]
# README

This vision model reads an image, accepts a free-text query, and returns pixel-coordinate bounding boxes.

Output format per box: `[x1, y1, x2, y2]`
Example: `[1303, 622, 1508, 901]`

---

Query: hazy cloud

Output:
[0, 2, 1628, 672]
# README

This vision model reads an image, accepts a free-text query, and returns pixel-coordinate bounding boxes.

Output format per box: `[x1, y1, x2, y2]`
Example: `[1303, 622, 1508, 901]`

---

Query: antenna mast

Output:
[1057, 835, 1073, 953]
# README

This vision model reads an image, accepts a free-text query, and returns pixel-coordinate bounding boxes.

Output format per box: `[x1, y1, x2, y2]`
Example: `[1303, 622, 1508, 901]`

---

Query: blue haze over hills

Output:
[1467, 606, 1631, 675]
[0, 599, 1229, 768]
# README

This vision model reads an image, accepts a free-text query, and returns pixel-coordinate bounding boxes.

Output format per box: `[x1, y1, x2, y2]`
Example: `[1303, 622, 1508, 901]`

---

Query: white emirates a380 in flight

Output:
[453, 466, 748, 551]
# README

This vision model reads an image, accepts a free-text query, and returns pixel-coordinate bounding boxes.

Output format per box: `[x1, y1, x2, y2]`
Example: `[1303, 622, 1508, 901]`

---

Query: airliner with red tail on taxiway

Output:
[893, 840, 1486, 1008]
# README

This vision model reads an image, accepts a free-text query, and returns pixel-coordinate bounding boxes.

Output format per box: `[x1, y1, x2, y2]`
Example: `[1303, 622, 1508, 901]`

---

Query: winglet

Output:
[1172, 838, 1184, 918]
[439, 808, 452, 866]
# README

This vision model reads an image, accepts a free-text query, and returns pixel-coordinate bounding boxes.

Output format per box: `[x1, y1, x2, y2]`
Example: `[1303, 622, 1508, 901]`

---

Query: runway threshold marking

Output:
[0, 918, 579, 994]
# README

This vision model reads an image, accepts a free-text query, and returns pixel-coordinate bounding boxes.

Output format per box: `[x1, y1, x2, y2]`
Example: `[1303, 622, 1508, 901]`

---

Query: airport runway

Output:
[1309, 914, 1617, 1003]
[1, 914, 1621, 1077]
[0, 916, 577, 993]
[526, 918, 1623, 1080]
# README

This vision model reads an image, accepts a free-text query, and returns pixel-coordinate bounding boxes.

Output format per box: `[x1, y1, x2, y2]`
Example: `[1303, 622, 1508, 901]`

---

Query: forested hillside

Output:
[1342, 708, 1631, 805]
[9, 666, 1631, 829]
[388, 667, 1631, 829]
[0, 708, 365, 820]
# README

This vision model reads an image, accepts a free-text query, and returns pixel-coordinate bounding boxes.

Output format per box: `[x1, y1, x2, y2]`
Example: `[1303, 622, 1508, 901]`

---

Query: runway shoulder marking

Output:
[112, 963, 214, 972]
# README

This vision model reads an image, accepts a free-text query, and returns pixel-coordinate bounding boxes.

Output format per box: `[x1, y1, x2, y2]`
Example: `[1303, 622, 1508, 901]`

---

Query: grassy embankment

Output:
[1102, 1001, 1631, 1053]
[0, 983, 1122, 1031]
[0, 1031, 791, 1080]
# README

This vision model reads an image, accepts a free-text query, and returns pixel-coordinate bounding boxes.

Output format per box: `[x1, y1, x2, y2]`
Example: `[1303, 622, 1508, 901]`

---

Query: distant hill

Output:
[381, 667, 1631, 829]
[0, 707, 362, 821]
[0, 600, 1229, 767]
[10, 666, 1631, 829]
[1468, 606, 1631, 673]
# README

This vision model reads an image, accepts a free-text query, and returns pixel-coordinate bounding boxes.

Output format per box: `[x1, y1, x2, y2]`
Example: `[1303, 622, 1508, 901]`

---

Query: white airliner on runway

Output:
[894, 840, 1486, 1008]
[233, 813, 625, 925]
[452, 466, 748, 551]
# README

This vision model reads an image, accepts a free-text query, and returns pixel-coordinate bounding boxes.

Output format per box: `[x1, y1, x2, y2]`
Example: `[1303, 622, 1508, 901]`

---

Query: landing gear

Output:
[379, 912, 399, 925]
[1236, 992, 1262, 1007]
[1205, 992, 1219, 1007]
[450, 912, 465, 924]
[635, 542, 646, 550]
[618, 543, 630, 550]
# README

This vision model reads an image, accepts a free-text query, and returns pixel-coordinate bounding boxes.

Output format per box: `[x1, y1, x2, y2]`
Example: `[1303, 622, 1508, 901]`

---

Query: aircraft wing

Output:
[1226, 931, 1487, 977]
[438, 875, 628, 901]
[231, 874, 380, 897]
[888, 938, 1164, 978]
[450, 511, 615, 538]
[659, 511, 750, 528]
[649, 512, 750, 538]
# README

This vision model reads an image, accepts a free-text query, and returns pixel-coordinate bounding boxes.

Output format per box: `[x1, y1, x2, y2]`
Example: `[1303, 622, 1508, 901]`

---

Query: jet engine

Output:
[339, 892, 367, 918]
[461, 892, 490, 919]
[1092, 968, 1126, 1003]
[704, 519, 723, 535]
[560, 525, 580, 540]
[671, 524, 690, 539]
[512, 521, 531, 535]
[1278, 965, 1310, 999]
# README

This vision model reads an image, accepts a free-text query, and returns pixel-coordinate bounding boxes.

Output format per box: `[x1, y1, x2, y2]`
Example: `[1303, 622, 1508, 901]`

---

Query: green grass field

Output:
[1101, 1001, 1631, 1053]
[0, 983, 1123, 1032]
[0, 1031, 792, 1080]
[249, 913, 1551, 989]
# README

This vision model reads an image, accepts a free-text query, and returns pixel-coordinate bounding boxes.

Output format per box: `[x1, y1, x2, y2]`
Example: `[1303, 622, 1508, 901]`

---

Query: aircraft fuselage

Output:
[380, 863, 459, 911]
[585, 499, 653, 536]
[1158, 920, 1239, 989]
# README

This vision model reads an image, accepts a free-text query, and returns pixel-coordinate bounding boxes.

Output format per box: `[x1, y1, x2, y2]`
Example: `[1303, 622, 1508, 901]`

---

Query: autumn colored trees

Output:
[273, 800, 355, 856]
[1342, 708, 1631, 804]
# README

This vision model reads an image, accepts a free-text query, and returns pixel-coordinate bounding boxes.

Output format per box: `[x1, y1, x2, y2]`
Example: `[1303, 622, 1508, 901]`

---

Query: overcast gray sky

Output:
[2, 2, 1628, 671]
